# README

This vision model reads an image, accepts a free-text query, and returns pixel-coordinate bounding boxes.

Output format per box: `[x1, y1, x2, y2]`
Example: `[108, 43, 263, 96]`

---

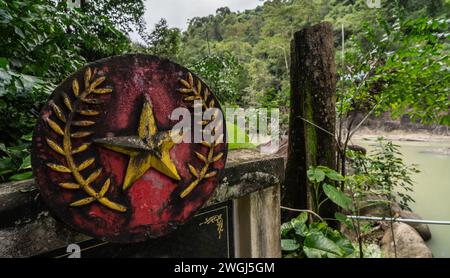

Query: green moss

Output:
[304, 83, 317, 165]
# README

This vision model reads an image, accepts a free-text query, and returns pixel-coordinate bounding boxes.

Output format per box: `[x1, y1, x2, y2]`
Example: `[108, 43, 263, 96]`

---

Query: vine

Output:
[45, 67, 126, 212]
[177, 73, 224, 198]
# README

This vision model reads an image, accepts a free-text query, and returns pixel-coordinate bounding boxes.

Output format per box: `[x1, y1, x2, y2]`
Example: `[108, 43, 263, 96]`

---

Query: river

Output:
[356, 138, 450, 258]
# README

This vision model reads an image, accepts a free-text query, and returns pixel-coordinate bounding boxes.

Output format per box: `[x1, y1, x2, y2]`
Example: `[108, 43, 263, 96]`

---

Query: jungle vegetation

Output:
[0, 0, 448, 182]
[0, 2, 449, 256]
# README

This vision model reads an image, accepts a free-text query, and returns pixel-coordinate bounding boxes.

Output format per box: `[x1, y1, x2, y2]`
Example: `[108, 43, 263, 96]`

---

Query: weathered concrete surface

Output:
[233, 184, 282, 258]
[248, 185, 281, 257]
[0, 179, 41, 229]
[207, 150, 284, 206]
[0, 213, 89, 258]
[0, 149, 284, 257]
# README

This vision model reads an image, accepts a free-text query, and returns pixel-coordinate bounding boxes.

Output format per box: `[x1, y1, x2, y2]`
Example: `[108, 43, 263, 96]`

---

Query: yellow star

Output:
[95, 99, 181, 190]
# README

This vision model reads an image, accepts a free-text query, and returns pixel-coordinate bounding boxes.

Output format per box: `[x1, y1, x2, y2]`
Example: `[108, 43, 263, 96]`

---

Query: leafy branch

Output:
[177, 73, 224, 198]
[45, 67, 126, 212]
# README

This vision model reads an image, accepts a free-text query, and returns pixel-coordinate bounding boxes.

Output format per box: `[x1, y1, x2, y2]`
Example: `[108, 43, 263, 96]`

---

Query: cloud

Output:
[145, 0, 264, 30]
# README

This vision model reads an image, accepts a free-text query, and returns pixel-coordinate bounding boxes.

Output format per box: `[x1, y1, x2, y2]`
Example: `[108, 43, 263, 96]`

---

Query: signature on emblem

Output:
[199, 214, 224, 240]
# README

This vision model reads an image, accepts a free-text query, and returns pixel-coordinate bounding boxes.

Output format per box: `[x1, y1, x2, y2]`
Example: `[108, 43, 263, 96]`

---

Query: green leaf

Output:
[0, 9, 13, 24]
[0, 58, 8, 69]
[334, 238, 356, 256]
[307, 167, 325, 183]
[334, 212, 347, 222]
[14, 26, 25, 38]
[281, 239, 300, 252]
[19, 155, 31, 170]
[302, 246, 324, 258]
[335, 212, 353, 229]
[0, 143, 6, 153]
[283, 252, 301, 258]
[440, 115, 450, 126]
[309, 221, 329, 233]
[324, 170, 344, 182]
[323, 184, 352, 210]
[303, 232, 343, 258]
[291, 212, 309, 237]
[294, 222, 308, 237]
[280, 222, 294, 237]
[293, 212, 308, 224]
[0, 157, 14, 171]
[21, 133, 33, 141]
[9, 171, 33, 181]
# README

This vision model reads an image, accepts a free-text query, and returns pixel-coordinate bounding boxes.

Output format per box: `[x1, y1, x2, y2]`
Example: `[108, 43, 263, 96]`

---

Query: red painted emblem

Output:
[32, 54, 227, 243]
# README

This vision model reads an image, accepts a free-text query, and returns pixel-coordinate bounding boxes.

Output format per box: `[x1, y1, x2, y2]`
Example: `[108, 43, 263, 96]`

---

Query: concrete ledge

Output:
[0, 150, 284, 257]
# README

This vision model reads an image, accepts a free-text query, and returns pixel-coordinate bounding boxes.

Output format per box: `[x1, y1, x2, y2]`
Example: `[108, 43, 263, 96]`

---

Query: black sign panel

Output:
[37, 201, 234, 258]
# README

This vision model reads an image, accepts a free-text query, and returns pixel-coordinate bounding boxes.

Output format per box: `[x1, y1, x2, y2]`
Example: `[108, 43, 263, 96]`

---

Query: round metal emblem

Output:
[32, 54, 227, 243]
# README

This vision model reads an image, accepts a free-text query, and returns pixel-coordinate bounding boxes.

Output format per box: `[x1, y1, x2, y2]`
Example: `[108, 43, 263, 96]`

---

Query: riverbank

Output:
[354, 137, 450, 257]
[352, 127, 450, 144]
[343, 128, 450, 257]
[268, 127, 450, 257]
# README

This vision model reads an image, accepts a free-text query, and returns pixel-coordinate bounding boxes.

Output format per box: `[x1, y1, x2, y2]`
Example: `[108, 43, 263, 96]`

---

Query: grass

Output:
[226, 122, 257, 150]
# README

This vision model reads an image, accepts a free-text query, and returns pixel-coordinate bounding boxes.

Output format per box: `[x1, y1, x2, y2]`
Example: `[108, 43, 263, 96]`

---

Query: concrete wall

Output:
[0, 150, 284, 258]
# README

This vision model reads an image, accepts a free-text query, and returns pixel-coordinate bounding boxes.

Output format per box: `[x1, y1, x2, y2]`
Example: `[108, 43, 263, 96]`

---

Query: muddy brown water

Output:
[356, 139, 450, 258]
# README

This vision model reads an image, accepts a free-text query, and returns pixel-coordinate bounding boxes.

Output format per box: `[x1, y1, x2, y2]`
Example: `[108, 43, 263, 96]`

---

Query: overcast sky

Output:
[131, 0, 265, 41]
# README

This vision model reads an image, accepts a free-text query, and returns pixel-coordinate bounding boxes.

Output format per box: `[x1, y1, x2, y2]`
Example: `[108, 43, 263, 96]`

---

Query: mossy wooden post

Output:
[284, 22, 337, 222]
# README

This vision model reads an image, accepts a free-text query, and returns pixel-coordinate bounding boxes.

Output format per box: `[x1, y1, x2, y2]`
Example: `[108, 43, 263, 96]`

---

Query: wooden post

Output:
[284, 22, 337, 221]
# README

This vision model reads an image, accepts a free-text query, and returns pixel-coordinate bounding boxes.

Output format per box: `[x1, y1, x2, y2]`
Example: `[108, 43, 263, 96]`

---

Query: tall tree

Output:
[143, 19, 181, 61]
[82, 0, 147, 35]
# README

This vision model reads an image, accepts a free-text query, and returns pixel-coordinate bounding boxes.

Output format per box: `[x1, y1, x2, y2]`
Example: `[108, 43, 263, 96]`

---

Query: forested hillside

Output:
[1, 0, 449, 182]
[171, 0, 449, 123]
[1, 0, 449, 260]
[0, 0, 145, 181]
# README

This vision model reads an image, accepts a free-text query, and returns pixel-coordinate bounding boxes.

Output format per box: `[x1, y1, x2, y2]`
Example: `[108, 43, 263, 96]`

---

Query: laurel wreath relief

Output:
[45, 68, 126, 212]
[45, 70, 222, 211]
[177, 73, 224, 198]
